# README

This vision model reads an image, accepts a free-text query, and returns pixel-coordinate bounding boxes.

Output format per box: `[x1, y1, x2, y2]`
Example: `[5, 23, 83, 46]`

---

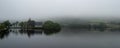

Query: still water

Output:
[0, 28, 120, 48]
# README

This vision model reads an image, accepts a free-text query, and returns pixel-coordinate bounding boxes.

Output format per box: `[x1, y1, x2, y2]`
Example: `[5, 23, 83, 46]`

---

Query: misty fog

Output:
[0, 0, 120, 21]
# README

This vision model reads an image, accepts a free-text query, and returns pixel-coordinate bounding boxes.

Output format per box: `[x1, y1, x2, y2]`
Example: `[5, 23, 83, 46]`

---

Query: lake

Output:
[0, 28, 120, 48]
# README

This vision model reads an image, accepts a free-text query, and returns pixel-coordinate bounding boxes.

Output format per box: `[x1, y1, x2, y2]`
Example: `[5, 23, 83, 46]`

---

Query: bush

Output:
[0, 20, 11, 30]
[0, 24, 6, 30]
[43, 21, 61, 31]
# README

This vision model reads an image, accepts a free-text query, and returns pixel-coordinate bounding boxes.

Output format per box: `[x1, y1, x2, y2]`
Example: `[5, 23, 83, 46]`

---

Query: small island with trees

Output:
[0, 19, 61, 33]
[1, 18, 120, 33]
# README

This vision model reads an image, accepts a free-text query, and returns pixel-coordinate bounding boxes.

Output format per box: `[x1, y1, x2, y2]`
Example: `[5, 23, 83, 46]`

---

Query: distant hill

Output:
[50, 16, 120, 27]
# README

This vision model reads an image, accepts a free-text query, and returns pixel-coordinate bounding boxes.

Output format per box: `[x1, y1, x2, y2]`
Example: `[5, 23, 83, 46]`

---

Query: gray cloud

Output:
[0, 0, 120, 21]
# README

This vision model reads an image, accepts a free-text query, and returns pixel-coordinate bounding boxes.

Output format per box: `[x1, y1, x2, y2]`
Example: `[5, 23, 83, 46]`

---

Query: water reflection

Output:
[43, 29, 61, 35]
[1, 28, 120, 40]
[19, 29, 43, 38]
[0, 29, 61, 39]
[0, 30, 9, 40]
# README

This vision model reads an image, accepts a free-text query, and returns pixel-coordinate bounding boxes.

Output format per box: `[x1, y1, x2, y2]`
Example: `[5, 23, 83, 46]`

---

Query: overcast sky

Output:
[0, 0, 120, 21]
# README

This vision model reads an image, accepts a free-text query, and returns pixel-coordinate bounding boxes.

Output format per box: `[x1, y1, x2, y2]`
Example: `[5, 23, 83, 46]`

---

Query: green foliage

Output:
[43, 21, 61, 31]
[0, 24, 6, 30]
[19, 22, 24, 27]
[53, 23, 61, 30]
[92, 23, 107, 29]
[2, 20, 11, 27]
[99, 23, 107, 28]
[0, 20, 11, 30]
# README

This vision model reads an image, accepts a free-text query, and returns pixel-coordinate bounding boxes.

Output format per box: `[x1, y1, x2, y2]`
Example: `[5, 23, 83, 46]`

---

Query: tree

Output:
[19, 22, 24, 27]
[0, 24, 6, 30]
[15, 21, 19, 27]
[2, 20, 11, 28]
[43, 20, 61, 31]
[3, 20, 11, 26]
[0, 20, 11, 30]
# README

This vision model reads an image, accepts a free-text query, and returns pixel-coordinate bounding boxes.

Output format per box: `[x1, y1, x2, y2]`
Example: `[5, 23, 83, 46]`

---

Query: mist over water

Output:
[0, 0, 120, 48]
[0, 0, 120, 21]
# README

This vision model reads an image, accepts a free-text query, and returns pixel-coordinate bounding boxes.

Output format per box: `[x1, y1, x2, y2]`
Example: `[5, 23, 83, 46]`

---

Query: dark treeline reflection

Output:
[43, 30, 61, 35]
[19, 29, 60, 36]
[0, 29, 61, 39]
[19, 30, 43, 38]
[0, 30, 9, 40]
[19, 30, 61, 38]
[1, 27, 120, 39]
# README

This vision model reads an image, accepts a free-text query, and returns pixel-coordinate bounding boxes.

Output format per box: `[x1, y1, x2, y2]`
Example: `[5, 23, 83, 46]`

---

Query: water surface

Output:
[0, 28, 120, 48]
